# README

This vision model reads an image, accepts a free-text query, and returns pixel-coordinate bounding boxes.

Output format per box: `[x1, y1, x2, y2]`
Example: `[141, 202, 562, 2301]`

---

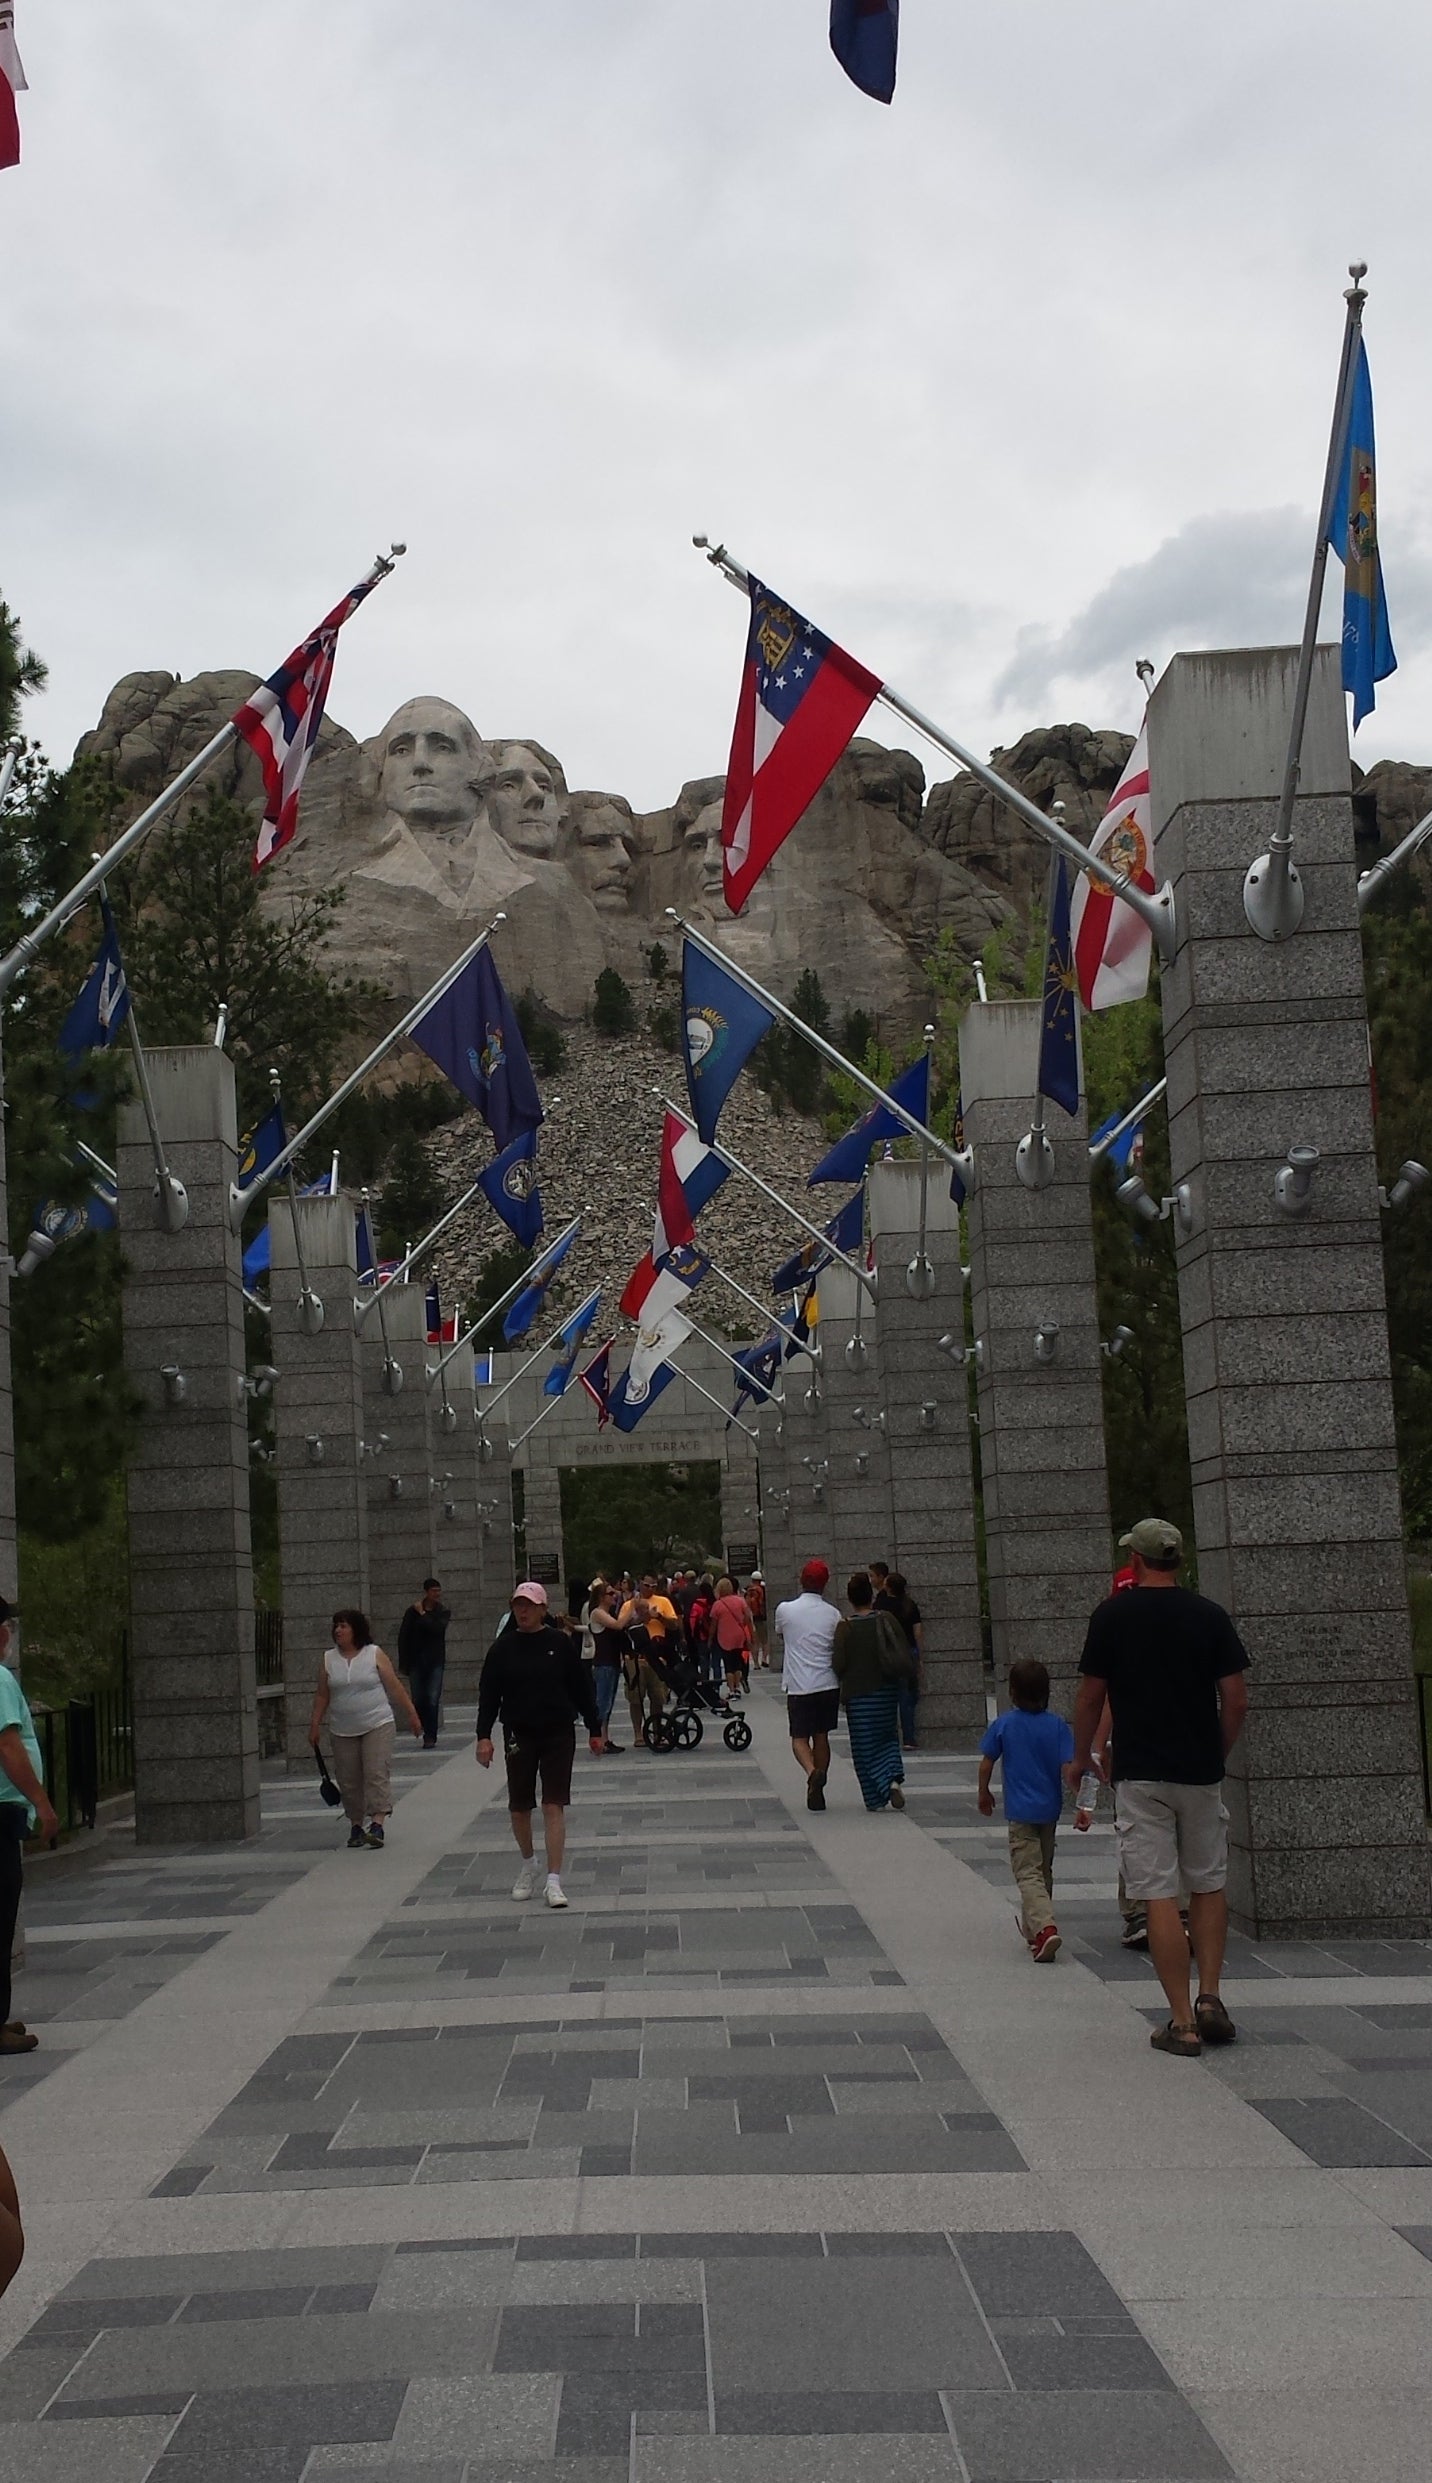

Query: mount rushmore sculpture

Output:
[77, 669, 1126, 1029]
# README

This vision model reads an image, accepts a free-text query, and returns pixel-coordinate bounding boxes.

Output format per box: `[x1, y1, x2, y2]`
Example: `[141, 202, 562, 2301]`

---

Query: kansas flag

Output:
[830, 0, 898, 103]
[1037, 859, 1080, 1119]
[1330, 338, 1396, 729]
[682, 943, 774, 1144]
[722, 576, 881, 914]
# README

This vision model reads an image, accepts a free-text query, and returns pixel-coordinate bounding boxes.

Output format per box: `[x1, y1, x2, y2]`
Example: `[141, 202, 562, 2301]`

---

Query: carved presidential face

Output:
[573, 801, 634, 912]
[484, 744, 564, 859]
[377, 698, 484, 831]
[683, 800, 726, 904]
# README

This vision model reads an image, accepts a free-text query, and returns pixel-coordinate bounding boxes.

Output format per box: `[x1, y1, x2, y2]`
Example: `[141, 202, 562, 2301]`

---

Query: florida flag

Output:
[235, 575, 380, 871]
[721, 576, 881, 913]
[1071, 728, 1155, 1012]
[0, 5, 26, 170]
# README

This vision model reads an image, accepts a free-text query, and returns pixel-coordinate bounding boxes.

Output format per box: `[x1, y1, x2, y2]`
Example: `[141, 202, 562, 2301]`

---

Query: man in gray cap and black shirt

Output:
[1070, 1520, 1250, 2059]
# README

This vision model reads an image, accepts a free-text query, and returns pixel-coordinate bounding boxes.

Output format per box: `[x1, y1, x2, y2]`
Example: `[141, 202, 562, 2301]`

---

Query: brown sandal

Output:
[1195, 1994, 1237, 2046]
[1150, 2020, 1202, 2058]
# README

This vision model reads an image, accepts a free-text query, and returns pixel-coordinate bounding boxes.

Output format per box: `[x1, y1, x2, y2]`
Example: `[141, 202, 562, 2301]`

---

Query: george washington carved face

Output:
[373, 697, 486, 836]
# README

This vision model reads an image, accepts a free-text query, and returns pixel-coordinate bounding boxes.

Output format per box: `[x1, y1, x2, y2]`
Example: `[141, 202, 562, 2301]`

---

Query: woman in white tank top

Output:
[308, 1608, 422, 1849]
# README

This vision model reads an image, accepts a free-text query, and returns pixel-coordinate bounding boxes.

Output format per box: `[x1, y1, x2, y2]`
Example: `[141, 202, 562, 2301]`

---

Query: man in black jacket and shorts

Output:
[1070, 1519, 1250, 2059]
[477, 1582, 603, 1911]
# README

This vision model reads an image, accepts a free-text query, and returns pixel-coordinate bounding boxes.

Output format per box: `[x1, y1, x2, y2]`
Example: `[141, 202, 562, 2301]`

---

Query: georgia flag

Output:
[1, 4, 27, 171]
[1071, 727, 1155, 1012]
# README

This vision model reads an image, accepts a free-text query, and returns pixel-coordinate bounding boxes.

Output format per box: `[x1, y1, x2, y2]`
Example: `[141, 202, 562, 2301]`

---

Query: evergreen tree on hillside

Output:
[0, 601, 46, 745]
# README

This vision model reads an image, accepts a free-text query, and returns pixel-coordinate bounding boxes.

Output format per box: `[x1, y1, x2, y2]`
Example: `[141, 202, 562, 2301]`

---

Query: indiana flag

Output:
[236, 574, 382, 870]
[721, 576, 881, 913]
[579, 1337, 615, 1429]
[1331, 338, 1396, 729]
[1071, 729, 1155, 1012]
[830, 0, 898, 103]
[1, 5, 26, 168]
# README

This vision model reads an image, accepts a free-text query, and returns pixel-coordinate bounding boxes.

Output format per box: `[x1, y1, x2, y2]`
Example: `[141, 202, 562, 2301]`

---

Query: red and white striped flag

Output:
[1071, 726, 1155, 1012]
[0, 5, 27, 170]
[233, 573, 381, 871]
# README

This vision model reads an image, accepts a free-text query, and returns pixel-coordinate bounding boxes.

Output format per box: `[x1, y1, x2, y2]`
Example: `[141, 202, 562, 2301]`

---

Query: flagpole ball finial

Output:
[1136, 657, 1155, 690]
[693, 535, 709, 549]
[1348, 261, 1367, 285]
[1015, 1130, 1056, 1192]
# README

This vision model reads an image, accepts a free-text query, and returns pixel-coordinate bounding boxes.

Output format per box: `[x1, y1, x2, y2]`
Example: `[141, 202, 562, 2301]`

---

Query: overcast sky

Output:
[6, 1, 1432, 811]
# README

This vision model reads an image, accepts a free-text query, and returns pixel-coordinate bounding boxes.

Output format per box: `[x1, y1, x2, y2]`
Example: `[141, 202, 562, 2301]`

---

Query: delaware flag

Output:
[722, 575, 880, 913]
[59, 898, 131, 1063]
[544, 1287, 603, 1397]
[1330, 339, 1396, 728]
[504, 1223, 578, 1344]
[479, 1127, 544, 1248]
[1037, 859, 1080, 1118]
[1071, 728, 1154, 1012]
[807, 1055, 930, 1186]
[235, 574, 382, 871]
[682, 943, 773, 1143]
[830, 0, 898, 103]
[412, 947, 544, 1145]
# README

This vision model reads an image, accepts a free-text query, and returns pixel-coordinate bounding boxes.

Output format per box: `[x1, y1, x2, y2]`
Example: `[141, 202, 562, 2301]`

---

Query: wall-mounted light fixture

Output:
[844, 1334, 870, 1374]
[919, 1401, 938, 1430]
[160, 1363, 187, 1406]
[1115, 1173, 1195, 1239]
[305, 1433, 325, 1465]
[854, 1450, 870, 1477]
[851, 1405, 885, 1431]
[1101, 1325, 1136, 1360]
[1380, 1159, 1430, 1213]
[382, 1356, 404, 1396]
[387, 1474, 404, 1500]
[1033, 1324, 1059, 1365]
[1272, 1144, 1319, 1220]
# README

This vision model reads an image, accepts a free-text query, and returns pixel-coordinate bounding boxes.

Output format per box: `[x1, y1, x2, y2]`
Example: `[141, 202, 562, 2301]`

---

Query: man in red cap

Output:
[773, 1559, 842, 1810]
[476, 1583, 604, 1909]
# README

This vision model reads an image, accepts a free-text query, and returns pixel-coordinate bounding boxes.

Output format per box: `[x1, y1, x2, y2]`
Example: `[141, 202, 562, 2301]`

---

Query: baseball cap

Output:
[800, 1558, 830, 1591]
[513, 1580, 549, 1607]
[1118, 1518, 1184, 1563]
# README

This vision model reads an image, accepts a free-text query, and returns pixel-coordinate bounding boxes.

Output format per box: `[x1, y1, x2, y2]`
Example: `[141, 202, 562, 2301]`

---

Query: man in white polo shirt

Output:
[773, 1559, 841, 1812]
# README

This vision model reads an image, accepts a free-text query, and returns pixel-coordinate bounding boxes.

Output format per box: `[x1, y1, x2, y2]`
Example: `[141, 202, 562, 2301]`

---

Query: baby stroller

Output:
[642, 1649, 753, 1753]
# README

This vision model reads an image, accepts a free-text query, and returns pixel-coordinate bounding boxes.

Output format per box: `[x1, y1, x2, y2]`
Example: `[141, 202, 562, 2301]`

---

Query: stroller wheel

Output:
[672, 1708, 704, 1750]
[644, 1714, 678, 1753]
[724, 1716, 753, 1751]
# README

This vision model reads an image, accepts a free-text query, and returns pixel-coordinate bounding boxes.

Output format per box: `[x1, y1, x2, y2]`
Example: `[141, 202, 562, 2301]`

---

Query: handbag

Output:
[874, 1613, 915, 1685]
[313, 1746, 342, 1809]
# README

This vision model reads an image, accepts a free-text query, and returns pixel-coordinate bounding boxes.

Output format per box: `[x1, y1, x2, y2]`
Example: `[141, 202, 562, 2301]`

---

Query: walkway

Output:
[0, 1682, 1428, 2481]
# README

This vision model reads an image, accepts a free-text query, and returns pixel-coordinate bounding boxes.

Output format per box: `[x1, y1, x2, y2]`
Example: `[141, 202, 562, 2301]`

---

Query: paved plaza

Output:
[0, 1685, 1427, 2481]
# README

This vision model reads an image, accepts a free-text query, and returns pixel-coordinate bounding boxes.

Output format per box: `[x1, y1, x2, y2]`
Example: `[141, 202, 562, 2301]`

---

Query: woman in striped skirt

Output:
[833, 1572, 917, 1812]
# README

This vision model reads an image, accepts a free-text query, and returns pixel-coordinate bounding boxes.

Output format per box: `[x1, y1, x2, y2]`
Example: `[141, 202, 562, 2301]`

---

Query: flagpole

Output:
[508, 1390, 569, 1456]
[654, 1089, 876, 1299]
[667, 916, 975, 1187]
[680, 1309, 779, 1398]
[354, 1180, 483, 1325]
[691, 539, 1177, 963]
[1358, 804, 1432, 913]
[229, 913, 507, 1225]
[907, 1021, 937, 1297]
[261, 1069, 327, 1334]
[0, 750, 18, 810]
[1088, 1078, 1167, 1164]
[1245, 263, 1368, 944]
[357, 1193, 404, 1390]
[88, 866, 187, 1232]
[707, 1253, 819, 1363]
[429, 1211, 585, 1385]
[674, 1357, 759, 1444]
[1015, 848, 1063, 1194]
[478, 1296, 588, 1421]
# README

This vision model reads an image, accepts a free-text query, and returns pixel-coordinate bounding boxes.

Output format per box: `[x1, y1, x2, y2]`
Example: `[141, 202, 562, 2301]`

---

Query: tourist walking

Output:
[309, 1610, 423, 1850]
[832, 1571, 915, 1811]
[773, 1559, 842, 1811]
[707, 1576, 754, 1695]
[747, 1570, 768, 1667]
[1070, 1519, 1250, 2055]
[476, 1582, 604, 1909]
[0, 1597, 57, 2056]
[878, 1571, 924, 1749]
[585, 1580, 626, 1752]
[397, 1577, 451, 1749]
[978, 1659, 1075, 1961]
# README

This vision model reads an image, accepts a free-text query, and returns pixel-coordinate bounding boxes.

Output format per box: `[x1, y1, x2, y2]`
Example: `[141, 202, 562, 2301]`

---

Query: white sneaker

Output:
[545, 1876, 569, 1910]
[512, 1860, 539, 1901]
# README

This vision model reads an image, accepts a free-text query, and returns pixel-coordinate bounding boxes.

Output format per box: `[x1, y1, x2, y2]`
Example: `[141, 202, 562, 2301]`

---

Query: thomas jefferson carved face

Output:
[376, 698, 485, 833]
[483, 744, 564, 859]
[573, 800, 634, 912]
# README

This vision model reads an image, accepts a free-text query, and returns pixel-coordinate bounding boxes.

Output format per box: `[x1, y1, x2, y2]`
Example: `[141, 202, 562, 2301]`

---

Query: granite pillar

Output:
[870, 1162, 984, 1743]
[755, 1399, 796, 1609]
[784, 1342, 836, 1581]
[118, 1046, 260, 1841]
[516, 1441, 565, 1596]
[427, 1343, 482, 1699]
[361, 1285, 436, 1655]
[1148, 643, 1431, 1937]
[270, 1194, 368, 1770]
[818, 1259, 896, 1593]
[720, 1425, 761, 1584]
[0, 1033, 16, 1629]
[960, 1001, 1113, 1714]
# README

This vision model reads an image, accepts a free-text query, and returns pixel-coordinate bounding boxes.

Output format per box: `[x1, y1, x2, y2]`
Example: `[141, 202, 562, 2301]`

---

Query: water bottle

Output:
[1073, 1771, 1100, 1832]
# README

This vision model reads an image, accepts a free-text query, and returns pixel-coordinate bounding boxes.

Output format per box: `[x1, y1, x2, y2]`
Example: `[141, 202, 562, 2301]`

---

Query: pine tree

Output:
[592, 968, 637, 1036]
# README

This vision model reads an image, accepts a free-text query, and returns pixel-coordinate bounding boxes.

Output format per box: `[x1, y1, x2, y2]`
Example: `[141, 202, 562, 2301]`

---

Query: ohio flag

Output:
[721, 576, 880, 913]
[235, 574, 381, 871]
[1071, 728, 1155, 1013]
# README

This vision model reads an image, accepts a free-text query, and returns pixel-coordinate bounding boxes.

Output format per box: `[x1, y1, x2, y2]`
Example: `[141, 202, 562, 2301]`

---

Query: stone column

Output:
[515, 1396, 565, 1593]
[1147, 643, 1431, 1938]
[755, 1399, 796, 1607]
[0, 1037, 16, 1624]
[361, 1285, 436, 1656]
[428, 1343, 482, 1699]
[783, 1346, 836, 1580]
[960, 1001, 1113, 1713]
[478, 1448, 517, 1639]
[270, 1194, 367, 1770]
[818, 1259, 895, 1594]
[118, 1046, 260, 1841]
[870, 1162, 984, 1744]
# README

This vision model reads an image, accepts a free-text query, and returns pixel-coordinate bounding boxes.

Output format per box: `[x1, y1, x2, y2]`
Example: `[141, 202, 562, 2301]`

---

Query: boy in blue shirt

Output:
[977, 1658, 1074, 1963]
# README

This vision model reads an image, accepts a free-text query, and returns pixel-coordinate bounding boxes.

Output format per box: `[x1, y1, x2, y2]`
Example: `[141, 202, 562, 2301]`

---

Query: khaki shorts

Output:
[1115, 1780, 1229, 1902]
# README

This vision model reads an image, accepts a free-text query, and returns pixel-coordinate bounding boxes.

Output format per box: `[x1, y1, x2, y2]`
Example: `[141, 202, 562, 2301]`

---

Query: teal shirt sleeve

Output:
[0, 1667, 43, 1829]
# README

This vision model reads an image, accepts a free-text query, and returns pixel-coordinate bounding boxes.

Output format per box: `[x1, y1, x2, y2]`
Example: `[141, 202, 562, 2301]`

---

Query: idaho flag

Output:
[1330, 338, 1396, 729]
[830, 0, 898, 102]
[682, 943, 774, 1144]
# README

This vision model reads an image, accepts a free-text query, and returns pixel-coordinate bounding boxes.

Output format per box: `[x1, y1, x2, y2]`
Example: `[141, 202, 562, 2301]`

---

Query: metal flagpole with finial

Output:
[266, 1070, 325, 1335]
[1244, 265, 1368, 942]
[1015, 840, 1067, 1194]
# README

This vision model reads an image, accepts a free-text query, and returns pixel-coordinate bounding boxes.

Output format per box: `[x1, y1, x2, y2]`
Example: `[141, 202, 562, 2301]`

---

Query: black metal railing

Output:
[32, 1650, 135, 1833]
[255, 1609, 284, 1689]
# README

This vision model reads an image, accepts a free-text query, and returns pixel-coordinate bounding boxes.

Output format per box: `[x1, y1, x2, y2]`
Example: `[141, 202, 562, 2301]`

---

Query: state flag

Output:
[681, 942, 773, 1143]
[623, 1306, 692, 1406]
[620, 1240, 709, 1330]
[503, 1223, 578, 1343]
[1071, 729, 1154, 1012]
[58, 899, 131, 1063]
[235, 574, 381, 870]
[830, 0, 898, 102]
[544, 1287, 603, 1398]
[807, 1056, 930, 1186]
[1331, 338, 1396, 728]
[478, 1126, 544, 1248]
[579, 1337, 616, 1429]
[721, 575, 880, 913]
[412, 947, 544, 1145]
[1037, 858, 1080, 1118]
[610, 1353, 678, 1434]
[1, 5, 27, 170]
[772, 1185, 863, 1293]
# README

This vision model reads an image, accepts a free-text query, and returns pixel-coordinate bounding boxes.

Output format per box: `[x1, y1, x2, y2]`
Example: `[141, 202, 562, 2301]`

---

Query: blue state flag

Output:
[242, 1162, 333, 1287]
[504, 1224, 578, 1344]
[807, 1055, 930, 1186]
[479, 1127, 544, 1249]
[30, 1172, 119, 1253]
[731, 1331, 783, 1417]
[1037, 859, 1081, 1118]
[412, 946, 544, 1146]
[544, 1287, 603, 1397]
[830, 0, 898, 102]
[237, 1101, 287, 1189]
[1091, 1083, 1157, 1176]
[682, 943, 774, 1145]
[771, 1185, 863, 1295]
[610, 1354, 678, 1434]
[1330, 337, 1396, 729]
[579, 1338, 614, 1428]
[59, 898, 131, 1063]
